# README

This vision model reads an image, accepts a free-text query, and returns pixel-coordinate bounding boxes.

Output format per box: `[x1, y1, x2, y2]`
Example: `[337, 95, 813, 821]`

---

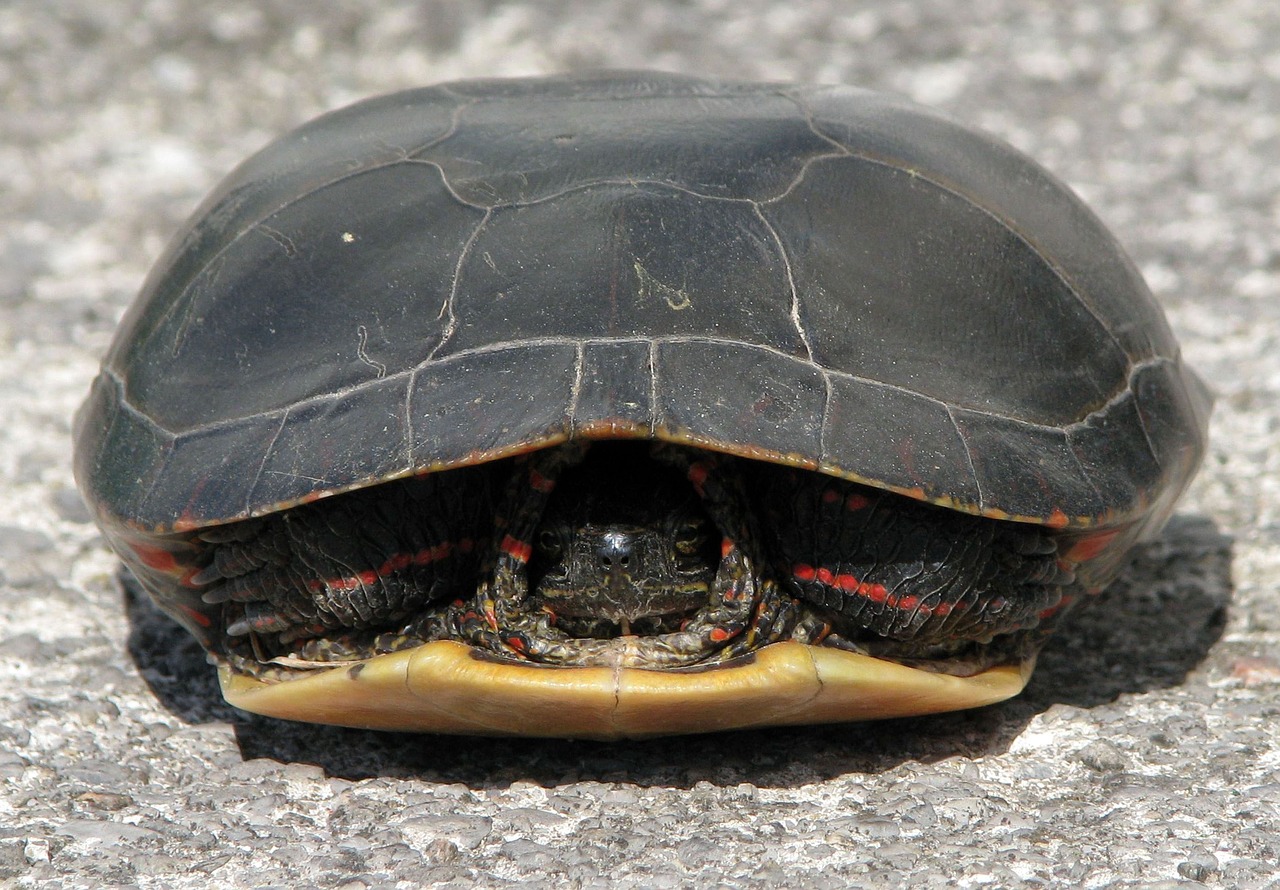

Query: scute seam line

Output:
[816, 367, 834, 468]
[427, 208, 492, 362]
[945, 404, 987, 512]
[396, 172, 836, 212]
[566, 341, 586, 430]
[753, 203, 813, 362]
[103, 348, 1177, 443]
[245, 408, 290, 514]
[647, 339, 659, 436]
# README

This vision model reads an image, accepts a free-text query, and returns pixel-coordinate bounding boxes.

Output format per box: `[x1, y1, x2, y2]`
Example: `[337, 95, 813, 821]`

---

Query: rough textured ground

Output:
[2, 1, 1277, 887]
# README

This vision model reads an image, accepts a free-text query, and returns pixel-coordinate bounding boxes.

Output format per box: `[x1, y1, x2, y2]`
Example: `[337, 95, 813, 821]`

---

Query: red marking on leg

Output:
[528, 469, 555, 493]
[687, 461, 709, 496]
[867, 582, 889, 602]
[129, 542, 179, 574]
[506, 636, 526, 652]
[1064, 529, 1120, 563]
[822, 488, 839, 504]
[845, 493, 869, 511]
[1038, 593, 1075, 620]
[798, 564, 890, 603]
[179, 603, 212, 628]
[424, 542, 453, 564]
[309, 541, 457, 592]
[721, 537, 734, 558]
[500, 534, 532, 563]
[709, 627, 731, 643]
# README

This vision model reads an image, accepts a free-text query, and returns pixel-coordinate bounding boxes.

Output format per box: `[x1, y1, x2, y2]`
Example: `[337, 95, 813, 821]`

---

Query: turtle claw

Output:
[226, 603, 295, 637]
[196, 520, 264, 545]
[1013, 534, 1059, 556]
[200, 584, 234, 604]
[201, 574, 269, 605]
[190, 564, 225, 587]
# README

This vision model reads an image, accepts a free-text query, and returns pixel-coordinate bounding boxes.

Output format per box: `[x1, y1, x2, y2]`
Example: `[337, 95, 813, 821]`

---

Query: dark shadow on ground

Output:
[127, 515, 1230, 787]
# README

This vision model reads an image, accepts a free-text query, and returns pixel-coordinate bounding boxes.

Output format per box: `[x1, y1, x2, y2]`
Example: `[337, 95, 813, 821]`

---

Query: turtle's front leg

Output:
[450, 443, 589, 659]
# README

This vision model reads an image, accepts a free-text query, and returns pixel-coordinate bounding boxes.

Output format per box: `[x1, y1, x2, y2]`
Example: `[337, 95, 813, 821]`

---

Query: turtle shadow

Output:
[127, 515, 1231, 786]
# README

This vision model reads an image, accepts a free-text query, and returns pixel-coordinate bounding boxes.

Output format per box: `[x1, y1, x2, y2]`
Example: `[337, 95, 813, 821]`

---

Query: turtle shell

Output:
[73, 72, 1209, 738]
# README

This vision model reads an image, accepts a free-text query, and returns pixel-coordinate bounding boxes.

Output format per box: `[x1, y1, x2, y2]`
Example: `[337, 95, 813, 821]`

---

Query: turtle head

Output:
[529, 445, 719, 631]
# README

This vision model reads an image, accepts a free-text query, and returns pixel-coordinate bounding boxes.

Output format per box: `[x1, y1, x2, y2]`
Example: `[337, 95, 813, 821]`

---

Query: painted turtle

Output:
[74, 72, 1210, 739]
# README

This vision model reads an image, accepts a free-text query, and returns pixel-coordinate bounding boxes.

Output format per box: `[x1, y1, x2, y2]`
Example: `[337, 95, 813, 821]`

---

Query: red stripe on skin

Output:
[528, 469, 555, 493]
[792, 562, 964, 618]
[687, 461, 709, 496]
[309, 542, 456, 593]
[1063, 530, 1120, 564]
[1038, 593, 1076, 620]
[501, 534, 532, 563]
[721, 537, 734, 558]
[822, 488, 839, 504]
[794, 564, 891, 603]
[129, 542, 180, 574]
[179, 604, 212, 627]
[818, 567, 889, 602]
[709, 627, 731, 643]
[845, 493, 869, 511]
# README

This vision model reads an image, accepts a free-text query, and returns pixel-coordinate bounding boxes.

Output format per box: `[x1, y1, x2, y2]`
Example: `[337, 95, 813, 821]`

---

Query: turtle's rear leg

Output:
[192, 464, 493, 656]
[750, 467, 1078, 648]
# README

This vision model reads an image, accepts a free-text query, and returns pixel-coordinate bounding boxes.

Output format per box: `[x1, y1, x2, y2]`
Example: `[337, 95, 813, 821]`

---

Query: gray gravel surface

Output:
[2, 1, 1276, 887]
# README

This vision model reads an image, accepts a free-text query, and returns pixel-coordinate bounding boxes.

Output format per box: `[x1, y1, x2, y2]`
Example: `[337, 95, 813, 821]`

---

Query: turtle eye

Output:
[673, 518, 708, 555]
[535, 528, 563, 558]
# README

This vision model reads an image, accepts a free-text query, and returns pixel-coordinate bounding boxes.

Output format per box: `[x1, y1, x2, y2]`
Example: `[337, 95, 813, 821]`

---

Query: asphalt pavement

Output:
[1, 2, 1276, 887]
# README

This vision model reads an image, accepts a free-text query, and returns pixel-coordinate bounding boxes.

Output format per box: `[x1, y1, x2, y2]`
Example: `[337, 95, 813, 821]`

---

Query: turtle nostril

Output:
[599, 531, 633, 572]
